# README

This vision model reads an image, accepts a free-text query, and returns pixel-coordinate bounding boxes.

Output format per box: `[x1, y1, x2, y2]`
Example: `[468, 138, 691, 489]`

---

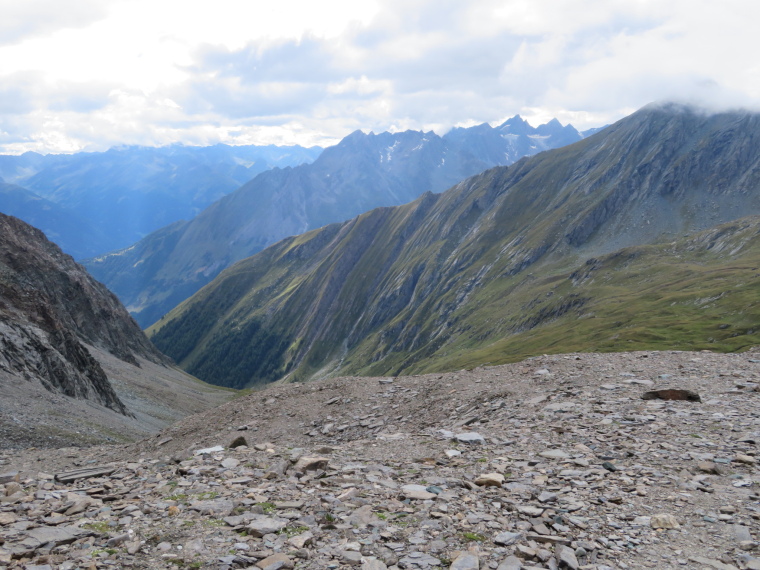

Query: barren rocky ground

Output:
[2, 349, 760, 570]
[0, 347, 233, 449]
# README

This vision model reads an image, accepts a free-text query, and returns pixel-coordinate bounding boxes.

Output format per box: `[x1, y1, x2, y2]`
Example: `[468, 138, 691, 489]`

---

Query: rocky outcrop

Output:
[0, 213, 167, 415]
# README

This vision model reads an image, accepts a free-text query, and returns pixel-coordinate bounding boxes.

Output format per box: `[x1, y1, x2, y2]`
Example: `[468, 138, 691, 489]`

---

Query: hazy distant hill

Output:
[147, 104, 760, 388]
[87, 117, 584, 327]
[0, 143, 322, 256]
[0, 181, 109, 259]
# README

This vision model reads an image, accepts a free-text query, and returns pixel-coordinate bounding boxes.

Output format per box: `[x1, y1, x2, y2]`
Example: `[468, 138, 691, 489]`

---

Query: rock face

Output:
[0, 213, 166, 415]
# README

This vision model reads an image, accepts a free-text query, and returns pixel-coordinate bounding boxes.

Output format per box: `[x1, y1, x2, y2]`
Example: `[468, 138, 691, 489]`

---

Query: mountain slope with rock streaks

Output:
[84, 117, 583, 328]
[148, 103, 760, 389]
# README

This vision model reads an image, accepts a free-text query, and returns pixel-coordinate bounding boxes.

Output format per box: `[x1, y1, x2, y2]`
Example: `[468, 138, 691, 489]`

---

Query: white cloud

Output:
[0, 0, 759, 153]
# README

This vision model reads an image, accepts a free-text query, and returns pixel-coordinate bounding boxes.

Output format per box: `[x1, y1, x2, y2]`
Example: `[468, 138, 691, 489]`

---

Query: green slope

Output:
[148, 104, 760, 388]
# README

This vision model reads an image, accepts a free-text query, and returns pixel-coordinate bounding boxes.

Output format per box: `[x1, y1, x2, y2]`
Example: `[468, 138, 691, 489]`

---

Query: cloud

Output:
[1, 0, 760, 153]
[0, 0, 113, 46]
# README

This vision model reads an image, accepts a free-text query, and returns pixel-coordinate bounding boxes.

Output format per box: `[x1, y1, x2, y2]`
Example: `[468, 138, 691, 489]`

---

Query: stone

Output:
[474, 473, 504, 487]
[687, 556, 740, 570]
[537, 491, 557, 503]
[455, 432, 486, 444]
[539, 449, 570, 460]
[293, 456, 329, 472]
[650, 513, 680, 529]
[54, 464, 119, 482]
[287, 531, 314, 549]
[641, 389, 701, 402]
[494, 531, 523, 546]
[733, 525, 753, 542]
[497, 556, 523, 570]
[361, 559, 389, 570]
[0, 471, 19, 484]
[229, 435, 248, 448]
[248, 516, 288, 537]
[258, 553, 294, 570]
[0, 512, 19, 525]
[450, 552, 480, 570]
[556, 544, 579, 569]
[734, 454, 757, 464]
[23, 525, 92, 548]
[221, 457, 240, 469]
[697, 461, 721, 474]
[401, 484, 436, 500]
[194, 445, 224, 455]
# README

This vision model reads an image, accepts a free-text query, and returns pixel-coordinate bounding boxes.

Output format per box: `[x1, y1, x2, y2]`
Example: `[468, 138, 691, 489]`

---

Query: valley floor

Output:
[2, 349, 760, 569]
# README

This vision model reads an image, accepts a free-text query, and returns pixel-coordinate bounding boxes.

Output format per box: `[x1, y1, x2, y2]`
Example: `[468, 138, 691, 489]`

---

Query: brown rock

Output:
[641, 389, 701, 402]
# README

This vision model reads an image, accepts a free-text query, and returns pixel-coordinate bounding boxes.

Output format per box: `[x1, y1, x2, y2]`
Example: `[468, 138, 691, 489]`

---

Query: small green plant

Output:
[279, 525, 310, 537]
[92, 547, 118, 556]
[167, 480, 178, 489]
[477, 458, 487, 463]
[376, 512, 388, 520]
[462, 531, 485, 542]
[257, 501, 276, 513]
[195, 491, 219, 500]
[166, 493, 189, 503]
[203, 519, 226, 527]
[82, 522, 111, 533]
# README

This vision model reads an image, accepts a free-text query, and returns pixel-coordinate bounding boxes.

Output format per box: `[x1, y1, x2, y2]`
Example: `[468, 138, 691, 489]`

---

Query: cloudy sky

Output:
[1, 0, 758, 154]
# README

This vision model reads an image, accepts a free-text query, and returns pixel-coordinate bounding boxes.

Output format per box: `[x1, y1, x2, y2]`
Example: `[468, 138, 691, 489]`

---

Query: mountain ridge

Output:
[0, 143, 322, 257]
[148, 103, 760, 388]
[86, 116, 586, 327]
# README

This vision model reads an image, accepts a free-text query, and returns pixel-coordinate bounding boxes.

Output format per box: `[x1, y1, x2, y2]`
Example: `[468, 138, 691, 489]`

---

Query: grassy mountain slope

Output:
[148, 104, 760, 388]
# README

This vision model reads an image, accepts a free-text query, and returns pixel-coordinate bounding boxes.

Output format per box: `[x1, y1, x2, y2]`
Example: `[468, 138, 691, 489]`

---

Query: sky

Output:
[1, 0, 759, 154]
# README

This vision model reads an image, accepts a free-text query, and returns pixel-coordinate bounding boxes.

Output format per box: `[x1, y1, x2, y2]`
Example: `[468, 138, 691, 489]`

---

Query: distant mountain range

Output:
[147, 103, 760, 389]
[85, 116, 588, 327]
[0, 143, 322, 258]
